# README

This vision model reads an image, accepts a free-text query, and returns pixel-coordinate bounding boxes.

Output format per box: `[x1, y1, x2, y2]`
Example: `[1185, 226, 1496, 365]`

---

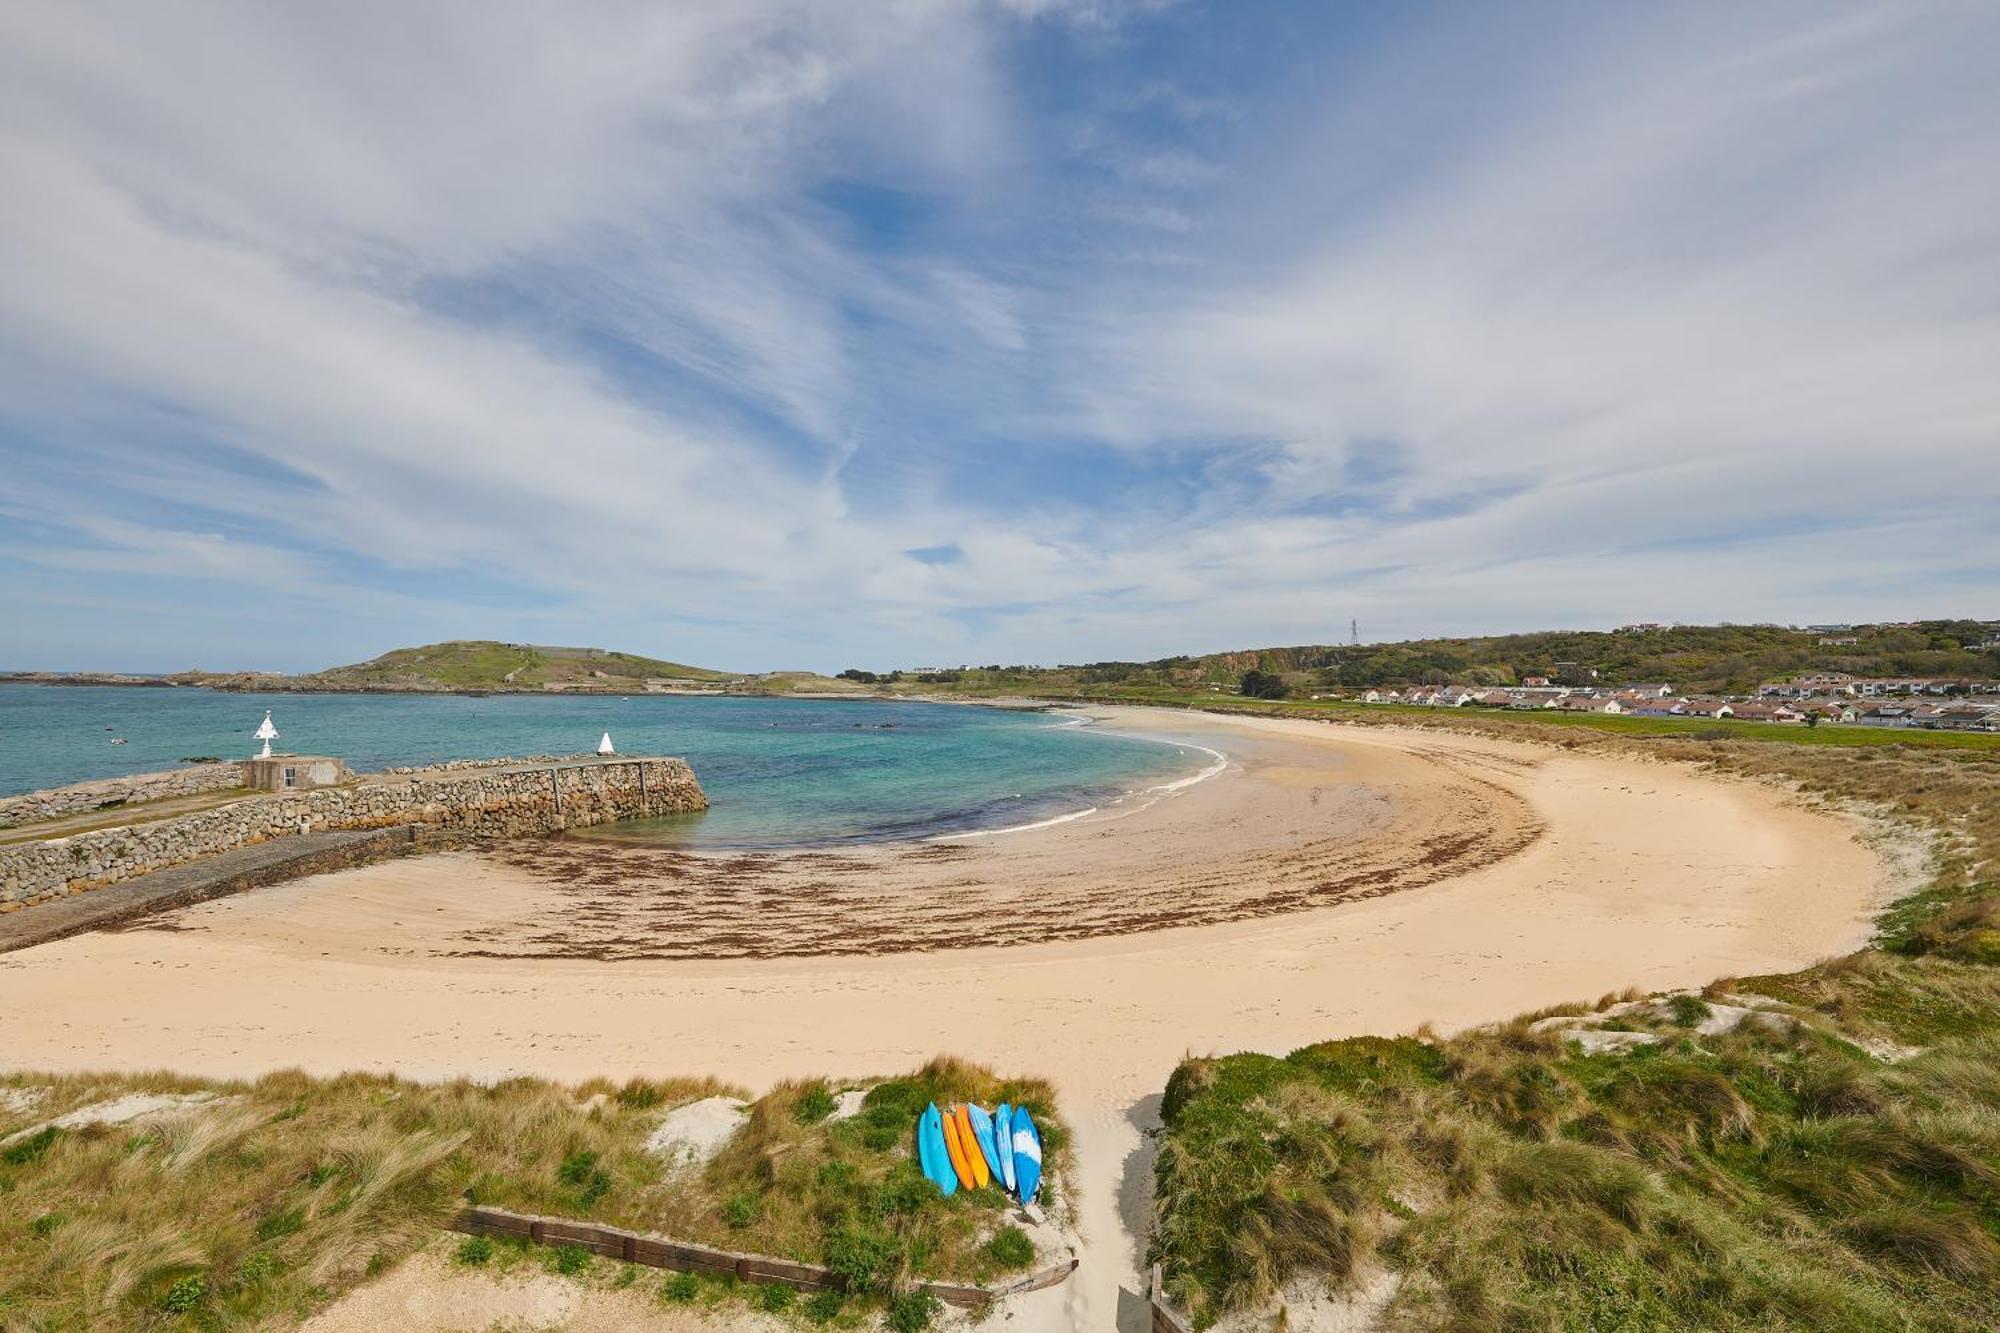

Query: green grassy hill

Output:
[880, 619, 1999, 698]
[305, 641, 734, 691]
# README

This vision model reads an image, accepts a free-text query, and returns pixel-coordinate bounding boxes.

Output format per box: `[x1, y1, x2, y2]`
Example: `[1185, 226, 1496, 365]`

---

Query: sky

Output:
[1, 1, 1996, 673]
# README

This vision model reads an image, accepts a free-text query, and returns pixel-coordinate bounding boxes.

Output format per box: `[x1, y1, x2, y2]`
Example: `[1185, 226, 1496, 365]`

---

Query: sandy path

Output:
[0, 710, 1901, 1331]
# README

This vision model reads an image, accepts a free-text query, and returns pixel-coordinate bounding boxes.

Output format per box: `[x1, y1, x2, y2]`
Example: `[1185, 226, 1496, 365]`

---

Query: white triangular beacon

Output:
[597, 731, 616, 756]
[253, 710, 279, 759]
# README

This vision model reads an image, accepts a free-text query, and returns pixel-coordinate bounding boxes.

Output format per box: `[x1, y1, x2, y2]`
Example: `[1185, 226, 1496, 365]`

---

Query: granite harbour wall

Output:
[0, 763, 244, 830]
[0, 756, 705, 910]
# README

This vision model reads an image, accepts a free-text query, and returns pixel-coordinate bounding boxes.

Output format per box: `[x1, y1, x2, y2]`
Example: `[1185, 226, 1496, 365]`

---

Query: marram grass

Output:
[0, 1058, 1061, 1330]
[1149, 734, 2000, 1331]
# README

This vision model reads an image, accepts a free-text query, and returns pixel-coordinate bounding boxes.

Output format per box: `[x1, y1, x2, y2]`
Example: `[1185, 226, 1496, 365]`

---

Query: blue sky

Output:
[1, 1, 1995, 673]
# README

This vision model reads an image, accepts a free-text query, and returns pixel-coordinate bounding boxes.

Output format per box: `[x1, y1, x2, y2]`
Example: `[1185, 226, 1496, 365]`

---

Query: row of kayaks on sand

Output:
[916, 1102, 1042, 1202]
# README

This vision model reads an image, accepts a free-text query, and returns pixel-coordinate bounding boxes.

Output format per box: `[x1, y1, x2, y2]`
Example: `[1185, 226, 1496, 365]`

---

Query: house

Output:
[1620, 683, 1674, 698]
[1473, 689, 1515, 707]
[1508, 693, 1557, 710]
[1762, 672, 1857, 698]
[1817, 636, 1859, 646]
[1930, 704, 1999, 732]
[1729, 701, 1801, 723]
[1678, 698, 1735, 718]
[1858, 703, 1915, 727]
[1620, 697, 1685, 717]
[1558, 696, 1625, 714]
[1799, 698, 1858, 723]
[1521, 676, 1551, 688]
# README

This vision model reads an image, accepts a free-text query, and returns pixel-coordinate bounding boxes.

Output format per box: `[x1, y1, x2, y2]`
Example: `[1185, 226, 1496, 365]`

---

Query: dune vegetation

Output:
[1149, 732, 2000, 1330]
[0, 1058, 1061, 1330]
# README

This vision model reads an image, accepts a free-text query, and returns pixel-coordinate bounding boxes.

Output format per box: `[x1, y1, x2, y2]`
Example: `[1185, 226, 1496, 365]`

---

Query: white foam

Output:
[934, 725, 1229, 841]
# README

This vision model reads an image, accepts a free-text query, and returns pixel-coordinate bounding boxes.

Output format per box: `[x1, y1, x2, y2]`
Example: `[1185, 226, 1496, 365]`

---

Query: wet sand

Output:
[0, 708, 1905, 1331]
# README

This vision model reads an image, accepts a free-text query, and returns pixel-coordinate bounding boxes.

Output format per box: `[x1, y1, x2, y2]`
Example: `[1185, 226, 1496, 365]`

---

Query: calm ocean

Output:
[0, 685, 1203, 849]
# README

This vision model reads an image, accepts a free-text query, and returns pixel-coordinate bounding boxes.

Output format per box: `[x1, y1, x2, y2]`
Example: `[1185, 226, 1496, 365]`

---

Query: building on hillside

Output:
[1617, 622, 1670, 633]
[1620, 682, 1674, 698]
[1521, 675, 1551, 688]
[1760, 672, 1858, 698]
[1817, 636, 1860, 646]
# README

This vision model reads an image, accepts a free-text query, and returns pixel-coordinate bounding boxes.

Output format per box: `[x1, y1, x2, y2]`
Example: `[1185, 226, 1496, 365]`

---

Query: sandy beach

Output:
[0, 707, 1908, 1331]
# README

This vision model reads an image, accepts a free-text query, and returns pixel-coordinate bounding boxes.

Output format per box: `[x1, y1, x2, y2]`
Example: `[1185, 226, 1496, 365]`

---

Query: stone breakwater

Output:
[0, 763, 244, 830]
[0, 756, 705, 910]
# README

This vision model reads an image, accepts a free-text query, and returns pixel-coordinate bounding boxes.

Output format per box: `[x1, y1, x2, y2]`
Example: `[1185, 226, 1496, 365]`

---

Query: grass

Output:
[1149, 730, 2000, 1330]
[0, 1058, 1061, 1329]
[912, 681, 2000, 750]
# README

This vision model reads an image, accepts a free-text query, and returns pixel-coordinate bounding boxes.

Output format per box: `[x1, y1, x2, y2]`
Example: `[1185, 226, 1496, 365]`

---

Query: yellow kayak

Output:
[952, 1104, 991, 1188]
[942, 1104, 979, 1189]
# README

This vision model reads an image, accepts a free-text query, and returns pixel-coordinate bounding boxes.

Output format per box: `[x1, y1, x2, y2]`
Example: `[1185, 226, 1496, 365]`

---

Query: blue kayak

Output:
[1011, 1105, 1043, 1203]
[967, 1103, 1005, 1185]
[918, 1103, 957, 1196]
[995, 1102, 1018, 1194]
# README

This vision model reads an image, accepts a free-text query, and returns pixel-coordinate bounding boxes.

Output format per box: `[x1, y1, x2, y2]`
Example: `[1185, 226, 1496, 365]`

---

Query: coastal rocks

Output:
[0, 757, 706, 909]
[0, 763, 243, 830]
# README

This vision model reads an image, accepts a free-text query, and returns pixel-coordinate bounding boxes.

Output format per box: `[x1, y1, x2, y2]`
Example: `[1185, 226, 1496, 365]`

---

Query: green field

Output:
[899, 681, 2000, 751]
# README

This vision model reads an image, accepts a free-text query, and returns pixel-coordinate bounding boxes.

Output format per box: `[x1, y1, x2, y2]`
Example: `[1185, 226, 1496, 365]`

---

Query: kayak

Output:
[918, 1103, 956, 1196]
[967, 1103, 1004, 1185]
[952, 1104, 991, 1188]
[1012, 1105, 1043, 1203]
[994, 1102, 1018, 1193]
[941, 1104, 979, 1190]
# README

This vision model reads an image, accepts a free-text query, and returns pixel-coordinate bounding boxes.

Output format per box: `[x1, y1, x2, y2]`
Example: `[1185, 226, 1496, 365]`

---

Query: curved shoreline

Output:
[0, 706, 1908, 1332]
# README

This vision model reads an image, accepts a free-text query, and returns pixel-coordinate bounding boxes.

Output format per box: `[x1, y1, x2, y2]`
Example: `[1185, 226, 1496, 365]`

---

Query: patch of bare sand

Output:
[0, 708, 1910, 1332]
[301, 1242, 794, 1333]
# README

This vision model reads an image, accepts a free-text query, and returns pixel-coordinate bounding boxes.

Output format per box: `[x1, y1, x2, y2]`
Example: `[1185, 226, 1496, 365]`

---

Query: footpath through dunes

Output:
[0, 708, 1908, 1332]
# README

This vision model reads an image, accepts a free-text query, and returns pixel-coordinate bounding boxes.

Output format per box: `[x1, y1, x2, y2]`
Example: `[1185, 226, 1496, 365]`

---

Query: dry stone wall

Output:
[0, 764, 244, 830]
[0, 757, 704, 910]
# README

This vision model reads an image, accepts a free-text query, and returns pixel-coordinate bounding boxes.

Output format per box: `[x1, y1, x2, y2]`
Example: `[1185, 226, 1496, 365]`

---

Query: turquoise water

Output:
[0, 685, 1200, 848]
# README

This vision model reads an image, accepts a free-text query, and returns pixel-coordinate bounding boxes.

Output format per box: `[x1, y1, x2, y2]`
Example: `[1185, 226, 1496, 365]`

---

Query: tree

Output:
[1239, 669, 1288, 700]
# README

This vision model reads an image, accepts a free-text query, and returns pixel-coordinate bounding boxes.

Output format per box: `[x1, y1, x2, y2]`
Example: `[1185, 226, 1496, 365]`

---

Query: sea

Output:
[0, 684, 1210, 849]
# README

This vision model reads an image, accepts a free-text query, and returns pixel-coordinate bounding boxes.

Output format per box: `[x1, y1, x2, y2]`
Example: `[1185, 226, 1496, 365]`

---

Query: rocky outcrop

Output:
[0, 757, 705, 909]
[0, 764, 244, 830]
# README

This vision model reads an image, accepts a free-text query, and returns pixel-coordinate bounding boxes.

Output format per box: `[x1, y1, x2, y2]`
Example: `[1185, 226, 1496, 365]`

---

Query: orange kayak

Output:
[952, 1104, 991, 1188]
[941, 1104, 978, 1189]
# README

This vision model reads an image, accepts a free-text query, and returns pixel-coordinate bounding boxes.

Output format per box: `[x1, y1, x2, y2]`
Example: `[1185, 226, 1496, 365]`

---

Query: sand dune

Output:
[0, 708, 1905, 1331]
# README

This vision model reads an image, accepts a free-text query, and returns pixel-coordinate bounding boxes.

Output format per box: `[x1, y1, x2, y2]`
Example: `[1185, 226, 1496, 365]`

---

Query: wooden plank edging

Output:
[451, 1205, 1077, 1308]
[1150, 1262, 1197, 1333]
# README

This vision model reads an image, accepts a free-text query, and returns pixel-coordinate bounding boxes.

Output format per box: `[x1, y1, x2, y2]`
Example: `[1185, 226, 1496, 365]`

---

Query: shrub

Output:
[985, 1225, 1035, 1270]
[30, 1213, 62, 1238]
[548, 1244, 591, 1277]
[793, 1083, 839, 1125]
[556, 1148, 599, 1187]
[804, 1288, 845, 1322]
[661, 1271, 700, 1303]
[756, 1281, 796, 1312]
[1668, 994, 1713, 1026]
[454, 1235, 494, 1266]
[824, 1226, 901, 1294]
[160, 1275, 206, 1314]
[887, 1289, 942, 1331]
[723, 1191, 762, 1229]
